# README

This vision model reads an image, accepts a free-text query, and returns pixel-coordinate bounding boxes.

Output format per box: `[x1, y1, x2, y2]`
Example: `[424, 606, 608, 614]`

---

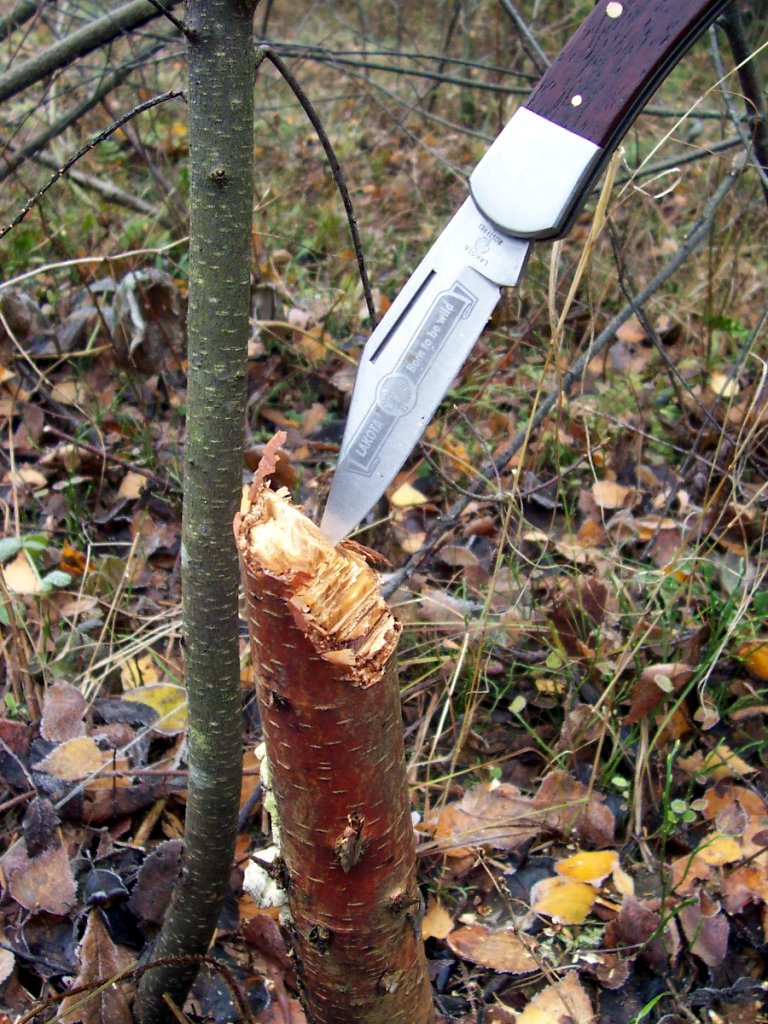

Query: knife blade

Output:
[321, 0, 731, 545]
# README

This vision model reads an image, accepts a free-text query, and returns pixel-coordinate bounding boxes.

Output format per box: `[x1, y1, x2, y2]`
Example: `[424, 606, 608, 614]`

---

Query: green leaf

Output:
[0, 537, 23, 562]
[40, 570, 73, 593]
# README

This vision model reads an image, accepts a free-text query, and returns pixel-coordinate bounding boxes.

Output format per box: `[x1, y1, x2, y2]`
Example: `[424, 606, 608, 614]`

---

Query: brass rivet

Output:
[606, 2, 623, 17]
[571, 94, 583, 107]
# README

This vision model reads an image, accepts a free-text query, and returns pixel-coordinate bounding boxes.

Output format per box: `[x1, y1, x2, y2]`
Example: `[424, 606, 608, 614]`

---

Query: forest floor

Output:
[0, 2, 767, 1023]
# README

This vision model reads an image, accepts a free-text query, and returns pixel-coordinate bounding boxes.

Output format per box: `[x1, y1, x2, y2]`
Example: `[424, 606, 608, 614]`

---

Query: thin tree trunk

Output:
[235, 442, 434, 1024]
[137, 1, 256, 1021]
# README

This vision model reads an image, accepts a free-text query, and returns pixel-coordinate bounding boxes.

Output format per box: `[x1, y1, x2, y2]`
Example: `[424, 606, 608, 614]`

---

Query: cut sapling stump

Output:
[234, 434, 434, 1024]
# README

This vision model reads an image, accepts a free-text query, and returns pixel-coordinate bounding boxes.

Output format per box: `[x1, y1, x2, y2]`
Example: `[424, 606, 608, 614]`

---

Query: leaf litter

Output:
[0, 4, 767, 1023]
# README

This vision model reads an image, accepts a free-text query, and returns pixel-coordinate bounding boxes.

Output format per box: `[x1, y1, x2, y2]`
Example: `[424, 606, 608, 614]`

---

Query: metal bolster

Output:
[469, 107, 602, 240]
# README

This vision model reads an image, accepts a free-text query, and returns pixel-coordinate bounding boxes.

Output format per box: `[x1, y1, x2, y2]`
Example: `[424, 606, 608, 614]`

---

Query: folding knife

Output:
[321, 0, 731, 544]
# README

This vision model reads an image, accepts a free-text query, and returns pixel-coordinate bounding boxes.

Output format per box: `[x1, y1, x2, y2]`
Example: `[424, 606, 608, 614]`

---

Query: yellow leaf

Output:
[612, 862, 635, 896]
[556, 850, 618, 885]
[592, 480, 634, 509]
[389, 481, 428, 508]
[517, 1008, 557, 1024]
[118, 471, 147, 500]
[421, 898, 454, 941]
[697, 833, 742, 866]
[33, 737, 106, 780]
[531, 876, 596, 924]
[121, 653, 160, 689]
[738, 640, 768, 681]
[123, 683, 188, 735]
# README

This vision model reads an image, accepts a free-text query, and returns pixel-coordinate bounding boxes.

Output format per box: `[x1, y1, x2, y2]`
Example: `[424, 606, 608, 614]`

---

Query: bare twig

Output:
[0, 0, 182, 106]
[256, 45, 377, 327]
[144, 0, 188, 36]
[0, 0, 44, 43]
[716, 3, 768, 207]
[381, 152, 748, 597]
[0, 90, 183, 240]
[497, 0, 550, 74]
[0, 45, 163, 183]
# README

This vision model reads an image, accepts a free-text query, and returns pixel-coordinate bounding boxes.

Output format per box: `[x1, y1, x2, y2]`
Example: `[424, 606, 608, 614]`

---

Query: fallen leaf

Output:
[40, 680, 87, 741]
[592, 480, 636, 509]
[738, 640, 768, 681]
[623, 662, 695, 724]
[1, 841, 76, 915]
[556, 849, 619, 885]
[122, 683, 188, 735]
[678, 744, 757, 781]
[60, 910, 132, 1024]
[530, 876, 597, 924]
[518, 972, 595, 1024]
[679, 893, 729, 967]
[446, 924, 539, 973]
[33, 737, 106, 780]
[696, 833, 742, 866]
[533, 771, 616, 848]
[117, 471, 147, 500]
[1, 550, 40, 594]
[389, 481, 429, 508]
[428, 784, 539, 857]
[421, 898, 454, 941]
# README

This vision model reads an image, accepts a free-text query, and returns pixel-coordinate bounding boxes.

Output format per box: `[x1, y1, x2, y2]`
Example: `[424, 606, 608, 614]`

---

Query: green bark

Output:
[137, 2, 256, 1021]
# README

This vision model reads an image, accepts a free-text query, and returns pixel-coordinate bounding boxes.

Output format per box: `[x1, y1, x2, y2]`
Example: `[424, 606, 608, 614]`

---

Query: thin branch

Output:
[0, 0, 182, 106]
[0, 45, 163, 183]
[257, 45, 377, 327]
[717, 3, 768, 207]
[497, 0, 550, 74]
[144, 0, 188, 36]
[0, 0, 44, 44]
[381, 152, 749, 598]
[0, 90, 183, 241]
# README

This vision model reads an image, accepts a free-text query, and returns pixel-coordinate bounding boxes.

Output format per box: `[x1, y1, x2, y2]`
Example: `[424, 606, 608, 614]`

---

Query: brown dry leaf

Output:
[592, 480, 635, 509]
[122, 683, 188, 736]
[40, 680, 87, 742]
[702, 784, 766, 820]
[533, 771, 616, 848]
[556, 849, 618, 885]
[428, 784, 539, 857]
[722, 863, 768, 914]
[518, 972, 595, 1024]
[301, 402, 326, 435]
[421, 898, 454, 941]
[33, 736, 106, 780]
[679, 893, 729, 967]
[446, 924, 539, 973]
[1, 841, 76, 915]
[530, 876, 597, 924]
[60, 909, 132, 1024]
[623, 662, 695, 725]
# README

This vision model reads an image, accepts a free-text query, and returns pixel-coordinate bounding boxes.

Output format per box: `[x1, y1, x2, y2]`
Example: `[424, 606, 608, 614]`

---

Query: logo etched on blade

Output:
[342, 281, 478, 478]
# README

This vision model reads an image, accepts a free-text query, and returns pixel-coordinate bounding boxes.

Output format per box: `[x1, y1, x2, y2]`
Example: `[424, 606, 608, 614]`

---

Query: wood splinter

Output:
[234, 434, 434, 1024]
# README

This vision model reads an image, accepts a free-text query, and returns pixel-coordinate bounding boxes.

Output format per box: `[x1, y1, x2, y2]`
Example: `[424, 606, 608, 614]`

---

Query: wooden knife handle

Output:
[526, 0, 732, 150]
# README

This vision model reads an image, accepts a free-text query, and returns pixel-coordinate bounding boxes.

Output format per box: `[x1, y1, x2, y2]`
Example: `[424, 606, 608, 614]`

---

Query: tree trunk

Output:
[137, 1, 256, 1021]
[235, 443, 435, 1024]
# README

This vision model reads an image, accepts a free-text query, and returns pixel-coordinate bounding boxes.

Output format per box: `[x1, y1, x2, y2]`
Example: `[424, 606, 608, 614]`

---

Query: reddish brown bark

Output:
[234, 445, 434, 1024]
